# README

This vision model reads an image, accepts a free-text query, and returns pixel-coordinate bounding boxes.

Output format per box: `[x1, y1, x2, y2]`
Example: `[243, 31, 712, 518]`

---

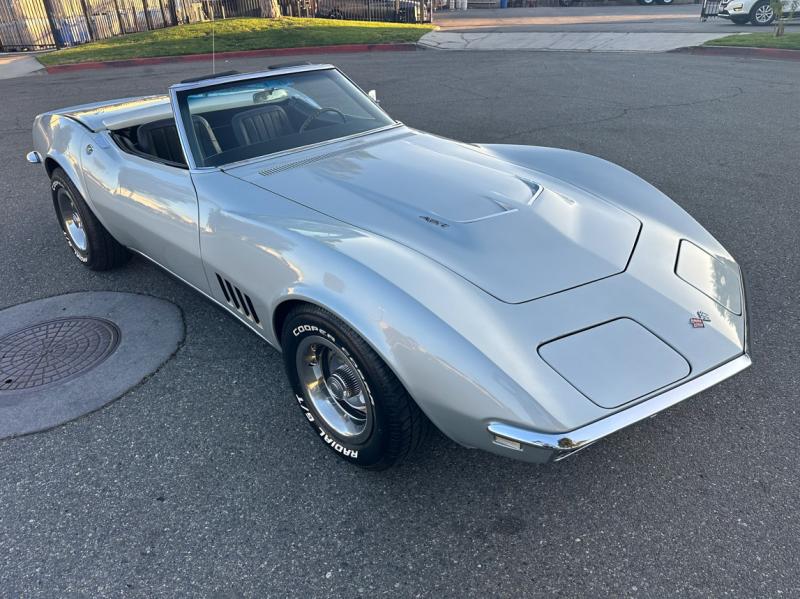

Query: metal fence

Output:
[700, 0, 720, 19]
[0, 0, 430, 51]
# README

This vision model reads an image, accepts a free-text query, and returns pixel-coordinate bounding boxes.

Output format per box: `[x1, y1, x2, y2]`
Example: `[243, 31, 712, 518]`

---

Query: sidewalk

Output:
[433, 6, 703, 32]
[0, 54, 44, 79]
[423, 5, 772, 53]
[419, 31, 732, 52]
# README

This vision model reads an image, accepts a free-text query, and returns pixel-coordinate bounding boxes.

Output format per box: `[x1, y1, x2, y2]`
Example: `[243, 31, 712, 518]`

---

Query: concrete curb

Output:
[672, 45, 800, 61]
[44, 42, 418, 73]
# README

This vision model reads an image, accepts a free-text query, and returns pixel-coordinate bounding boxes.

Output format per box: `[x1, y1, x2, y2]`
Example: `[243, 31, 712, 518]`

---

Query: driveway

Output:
[1, 50, 799, 597]
[425, 5, 800, 50]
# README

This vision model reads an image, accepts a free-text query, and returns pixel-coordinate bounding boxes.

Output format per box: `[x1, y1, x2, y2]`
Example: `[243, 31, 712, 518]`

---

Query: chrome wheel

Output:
[754, 3, 773, 23]
[295, 336, 371, 439]
[56, 188, 88, 257]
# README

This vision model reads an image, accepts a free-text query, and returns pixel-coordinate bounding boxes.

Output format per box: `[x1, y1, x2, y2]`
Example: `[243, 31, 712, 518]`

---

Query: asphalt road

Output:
[434, 5, 800, 33]
[1, 49, 799, 597]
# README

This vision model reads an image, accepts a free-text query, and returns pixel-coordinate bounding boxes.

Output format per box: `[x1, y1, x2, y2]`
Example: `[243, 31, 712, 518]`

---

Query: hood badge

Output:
[689, 311, 711, 328]
[420, 215, 449, 229]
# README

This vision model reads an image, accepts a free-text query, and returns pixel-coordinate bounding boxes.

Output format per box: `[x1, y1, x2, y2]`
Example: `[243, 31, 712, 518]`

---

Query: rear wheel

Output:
[281, 304, 430, 470]
[656, 0, 674, 4]
[750, 0, 775, 25]
[50, 168, 129, 270]
[638, 0, 656, 6]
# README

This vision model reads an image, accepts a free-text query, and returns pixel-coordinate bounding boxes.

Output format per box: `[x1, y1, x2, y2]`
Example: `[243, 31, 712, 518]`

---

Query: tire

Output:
[638, 0, 656, 5]
[50, 168, 130, 270]
[281, 304, 430, 470]
[656, 0, 674, 4]
[730, 15, 750, 23]
[558, 0, 574, 7]
[749, 0, 775, 25]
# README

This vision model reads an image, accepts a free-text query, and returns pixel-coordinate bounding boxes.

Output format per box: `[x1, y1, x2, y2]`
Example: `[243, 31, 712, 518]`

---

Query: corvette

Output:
[28, 64, 750, 469]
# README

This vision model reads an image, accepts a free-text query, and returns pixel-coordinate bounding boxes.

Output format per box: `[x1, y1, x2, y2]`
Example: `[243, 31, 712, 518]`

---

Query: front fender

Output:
[271, 229, 569, 450]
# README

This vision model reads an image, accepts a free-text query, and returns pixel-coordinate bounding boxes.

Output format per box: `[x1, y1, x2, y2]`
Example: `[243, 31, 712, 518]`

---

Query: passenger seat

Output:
[136, 116, 222, 165]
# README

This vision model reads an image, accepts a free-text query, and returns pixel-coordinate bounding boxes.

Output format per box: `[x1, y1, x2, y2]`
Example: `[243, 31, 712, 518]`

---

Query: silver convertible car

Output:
[28, 64, 750, 469]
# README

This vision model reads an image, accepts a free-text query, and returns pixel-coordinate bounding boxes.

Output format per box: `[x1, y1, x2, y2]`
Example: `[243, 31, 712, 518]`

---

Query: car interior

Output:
[109, 96, 373, 169]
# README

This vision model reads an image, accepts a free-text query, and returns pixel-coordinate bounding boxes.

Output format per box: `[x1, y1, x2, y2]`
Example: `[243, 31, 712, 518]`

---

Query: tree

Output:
[259, 0, 282, 18]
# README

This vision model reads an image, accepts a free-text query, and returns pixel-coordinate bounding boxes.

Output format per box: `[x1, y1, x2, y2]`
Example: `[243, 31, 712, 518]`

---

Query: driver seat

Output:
[232, 105, 293, 146]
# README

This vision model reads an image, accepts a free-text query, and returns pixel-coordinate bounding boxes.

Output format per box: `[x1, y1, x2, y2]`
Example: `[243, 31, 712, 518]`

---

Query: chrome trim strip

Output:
[169, 86, 199, 170]
[488, 352, 751, 453]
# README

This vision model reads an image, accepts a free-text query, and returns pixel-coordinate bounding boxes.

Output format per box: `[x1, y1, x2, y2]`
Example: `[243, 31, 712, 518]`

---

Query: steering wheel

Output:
[299, 107, 347, 134]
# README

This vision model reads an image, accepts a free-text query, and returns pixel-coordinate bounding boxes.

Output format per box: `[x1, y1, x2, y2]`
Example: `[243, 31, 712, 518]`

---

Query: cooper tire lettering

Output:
[281, 305, 428, 469]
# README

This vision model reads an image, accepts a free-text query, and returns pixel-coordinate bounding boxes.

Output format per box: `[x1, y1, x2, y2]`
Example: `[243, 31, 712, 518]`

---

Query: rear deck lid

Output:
[62, 95, 171, 131]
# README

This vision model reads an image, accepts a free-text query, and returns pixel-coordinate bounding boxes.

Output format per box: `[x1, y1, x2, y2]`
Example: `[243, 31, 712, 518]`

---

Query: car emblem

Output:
[689, 311, 711, 328]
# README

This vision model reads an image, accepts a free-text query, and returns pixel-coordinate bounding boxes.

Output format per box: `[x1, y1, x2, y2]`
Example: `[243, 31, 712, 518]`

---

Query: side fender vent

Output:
[215, 273, 262, 328]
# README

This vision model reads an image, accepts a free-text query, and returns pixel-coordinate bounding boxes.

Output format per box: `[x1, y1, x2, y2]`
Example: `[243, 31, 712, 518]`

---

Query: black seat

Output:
[136, 116, 221, 165]
[137, 118, 184, 164]
[232, 105, 293, 146]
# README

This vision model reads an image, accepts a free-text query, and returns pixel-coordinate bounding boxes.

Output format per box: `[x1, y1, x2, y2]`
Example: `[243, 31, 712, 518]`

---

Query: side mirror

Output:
[368, 89, 379, 103]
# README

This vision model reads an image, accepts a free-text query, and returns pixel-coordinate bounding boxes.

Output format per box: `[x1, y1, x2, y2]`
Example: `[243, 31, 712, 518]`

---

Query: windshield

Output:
[175, 68, 395, 168]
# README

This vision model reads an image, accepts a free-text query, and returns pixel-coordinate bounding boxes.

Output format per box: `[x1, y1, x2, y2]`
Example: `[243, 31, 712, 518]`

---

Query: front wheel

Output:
[655, 0, 673, 4]
[638, 0, 656, 5]
[281, 304, 430, 470]
[750, 0, 775, 24]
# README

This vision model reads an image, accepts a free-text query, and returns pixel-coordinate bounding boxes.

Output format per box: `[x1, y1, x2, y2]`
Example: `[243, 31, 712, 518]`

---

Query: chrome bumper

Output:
[488, 352, 752, 462]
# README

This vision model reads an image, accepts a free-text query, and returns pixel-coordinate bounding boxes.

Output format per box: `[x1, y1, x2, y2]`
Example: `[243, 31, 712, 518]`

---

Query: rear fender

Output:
[33, 114, 93, 206]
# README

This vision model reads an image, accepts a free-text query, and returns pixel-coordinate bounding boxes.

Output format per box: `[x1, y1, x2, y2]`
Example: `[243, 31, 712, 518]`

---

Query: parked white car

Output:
[718, 0, 799, 25]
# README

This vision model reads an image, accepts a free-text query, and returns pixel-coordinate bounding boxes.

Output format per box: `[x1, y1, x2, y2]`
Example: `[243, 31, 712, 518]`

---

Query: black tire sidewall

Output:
[281, 311, 389, 467]
[51, 172, 92, 264]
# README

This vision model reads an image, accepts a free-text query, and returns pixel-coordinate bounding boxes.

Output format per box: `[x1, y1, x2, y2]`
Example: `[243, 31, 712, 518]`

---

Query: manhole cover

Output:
[0, 317, 120, 392]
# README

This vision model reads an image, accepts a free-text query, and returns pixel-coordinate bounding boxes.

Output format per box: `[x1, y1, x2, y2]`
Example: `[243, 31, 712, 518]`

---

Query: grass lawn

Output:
[38, 17, 434, 65]
[706, 32, 800, 50]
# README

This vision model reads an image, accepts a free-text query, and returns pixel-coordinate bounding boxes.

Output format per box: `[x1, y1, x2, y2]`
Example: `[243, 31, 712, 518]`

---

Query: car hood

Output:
[226, 128, 641, 303]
